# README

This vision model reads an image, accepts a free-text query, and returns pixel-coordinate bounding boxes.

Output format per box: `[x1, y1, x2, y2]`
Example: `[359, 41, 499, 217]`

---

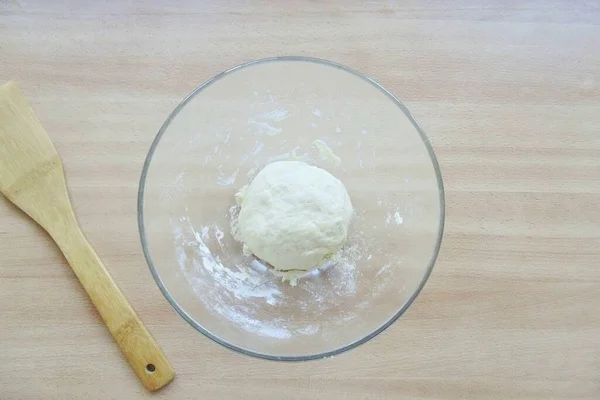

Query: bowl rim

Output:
[137, 56, 446, 361]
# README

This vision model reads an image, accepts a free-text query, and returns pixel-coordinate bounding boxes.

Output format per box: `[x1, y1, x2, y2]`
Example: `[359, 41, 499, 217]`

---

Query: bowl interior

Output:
[140, 58, 444, 359]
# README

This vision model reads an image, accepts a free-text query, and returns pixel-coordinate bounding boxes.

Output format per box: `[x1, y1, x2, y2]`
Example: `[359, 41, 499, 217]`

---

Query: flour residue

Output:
[394, 212, 403, 225]
[173, 207, 371, 340]
[240, 141, 265, 164]
[174, 216, 290, 338]
[356, 140, 364, 168]
[385, 207, 405, 226]
[297, 325, 319, 335]
[160, 171, 185, 201]
[166, 101, 409, 344]
[248, 108, 289, 136]
[217, 169, 239, 186]
[259, 109, 290, 122]
[179, 217, 280, 302]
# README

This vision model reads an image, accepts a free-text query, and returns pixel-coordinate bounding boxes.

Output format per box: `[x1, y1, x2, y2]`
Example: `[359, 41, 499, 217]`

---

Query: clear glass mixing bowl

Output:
[138, 57, 444, 360]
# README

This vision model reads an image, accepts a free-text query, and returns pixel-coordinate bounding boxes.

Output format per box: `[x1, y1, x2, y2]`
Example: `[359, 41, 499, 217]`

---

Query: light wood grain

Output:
[0, 82, 174, 391]
[0, 1, 599, 399]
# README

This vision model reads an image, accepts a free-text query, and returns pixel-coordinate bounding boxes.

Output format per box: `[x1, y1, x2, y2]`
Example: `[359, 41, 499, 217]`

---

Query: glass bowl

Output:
[138, 57, 444, 360]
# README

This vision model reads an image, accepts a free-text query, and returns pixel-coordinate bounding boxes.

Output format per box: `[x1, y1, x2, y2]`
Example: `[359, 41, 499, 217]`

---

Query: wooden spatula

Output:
[0, 82, 174, 391]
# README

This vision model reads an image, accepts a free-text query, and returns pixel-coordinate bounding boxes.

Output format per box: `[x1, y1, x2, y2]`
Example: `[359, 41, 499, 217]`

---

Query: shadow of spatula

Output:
[0, 82, 174, 391]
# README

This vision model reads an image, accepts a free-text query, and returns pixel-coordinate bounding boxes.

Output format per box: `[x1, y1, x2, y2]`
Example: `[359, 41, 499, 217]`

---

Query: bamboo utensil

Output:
[0, 81, 174, 391]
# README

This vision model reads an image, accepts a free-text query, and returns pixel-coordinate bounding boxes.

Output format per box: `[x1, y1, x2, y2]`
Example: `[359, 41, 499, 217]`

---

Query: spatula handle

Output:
[55, 224, 174, 391]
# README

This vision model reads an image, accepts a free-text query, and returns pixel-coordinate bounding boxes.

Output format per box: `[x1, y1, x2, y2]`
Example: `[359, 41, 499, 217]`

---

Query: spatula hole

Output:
[146, 364, 156, 373]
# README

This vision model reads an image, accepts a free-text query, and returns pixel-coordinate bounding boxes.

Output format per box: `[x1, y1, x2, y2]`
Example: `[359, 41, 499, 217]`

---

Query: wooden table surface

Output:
[1, 1, 599, 399]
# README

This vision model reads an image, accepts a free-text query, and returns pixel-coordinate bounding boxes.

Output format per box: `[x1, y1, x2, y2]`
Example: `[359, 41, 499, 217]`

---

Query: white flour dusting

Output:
[355, 140, 364, 168]
[241, 141, 264, 163]
[174, 216, 292, 338]
[168, 99, 407, 342]
[247, 108, 290, 136]
[394, 212, 404, 225]
[160, 171, 185, 202]
[173, 207, 373, 339]
[217, 169, 239, 186]
[179, 216, 280, 302]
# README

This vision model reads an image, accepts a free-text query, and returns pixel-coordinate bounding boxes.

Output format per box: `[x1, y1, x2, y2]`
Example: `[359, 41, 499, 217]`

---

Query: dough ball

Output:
[235, 161, 353, 278]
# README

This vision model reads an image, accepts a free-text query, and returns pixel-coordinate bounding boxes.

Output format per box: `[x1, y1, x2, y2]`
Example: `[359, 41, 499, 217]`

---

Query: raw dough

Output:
[234, 161, 353, 284]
